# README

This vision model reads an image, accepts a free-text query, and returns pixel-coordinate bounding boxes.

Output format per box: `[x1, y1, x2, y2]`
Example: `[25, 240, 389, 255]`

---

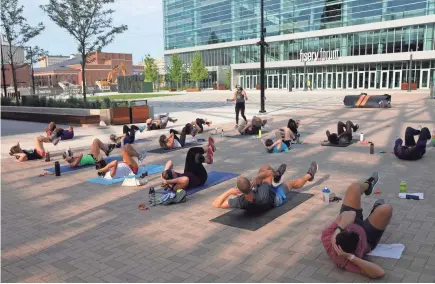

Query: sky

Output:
[21, 0, 164, 63]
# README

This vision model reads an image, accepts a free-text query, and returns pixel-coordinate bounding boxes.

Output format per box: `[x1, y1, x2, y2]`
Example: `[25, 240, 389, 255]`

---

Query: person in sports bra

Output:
[227, 85, 248, 127]
[97, 144, 146, 179]
[158, 123, 196, 150]
[9, 136, 52, 162]
[63, 138, 116, 168]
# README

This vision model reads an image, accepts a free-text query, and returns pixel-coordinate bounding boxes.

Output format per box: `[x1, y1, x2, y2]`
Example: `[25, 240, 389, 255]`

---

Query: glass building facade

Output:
[163, 0, 435, 90]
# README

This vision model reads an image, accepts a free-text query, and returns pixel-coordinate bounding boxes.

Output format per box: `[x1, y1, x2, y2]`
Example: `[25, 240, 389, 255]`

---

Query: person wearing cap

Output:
[227, 85, 248, 128]
[63, 138, 116, 168]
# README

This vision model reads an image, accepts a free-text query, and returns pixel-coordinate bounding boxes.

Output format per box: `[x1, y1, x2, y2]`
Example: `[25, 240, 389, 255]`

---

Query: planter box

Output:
[169, 88, 177, 92]
[131, 105, 150, 123]
[256, 84, 266, 90]
[401, 83, 417, 90]
[186, 88, 201, 92]
[110, 107, 131, 125]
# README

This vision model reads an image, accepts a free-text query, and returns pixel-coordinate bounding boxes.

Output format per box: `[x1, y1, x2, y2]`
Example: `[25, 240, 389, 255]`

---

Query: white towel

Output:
[367, 244, 405, 259]
[398, 193, 424, 200]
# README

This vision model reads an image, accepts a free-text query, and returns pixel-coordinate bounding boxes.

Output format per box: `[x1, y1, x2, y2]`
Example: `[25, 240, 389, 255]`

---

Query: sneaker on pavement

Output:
[354, 124, 359, 132]
[307, 161, 318, 182]
[138, 151, 147, 163]
[370, 199, 385, 215]
[273, 164, 287, 183]
[364, 172, 379, 196]
[52, 137, 61, 146]
[139, 125, 147, 133]
[326, 130, 331, 140]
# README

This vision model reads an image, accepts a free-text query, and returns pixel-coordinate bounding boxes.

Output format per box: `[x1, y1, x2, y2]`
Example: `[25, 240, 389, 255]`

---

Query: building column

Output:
[424, 24, 434, 51]
[382, 0, 388, 21]
[193, 0, 199, 46]
[340, 1, 348, 56]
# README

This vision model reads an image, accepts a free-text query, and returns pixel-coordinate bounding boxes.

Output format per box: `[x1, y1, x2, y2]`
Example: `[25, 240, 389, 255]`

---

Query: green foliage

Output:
[167, 54, 184, 87]
[1, 97, 13, 106]
[40, 0, 128, 101]
[14, 96, 110, 109]
[190, 52, 208, 87]
[225, 67, 231, 89]
[144, 54, 159, 86]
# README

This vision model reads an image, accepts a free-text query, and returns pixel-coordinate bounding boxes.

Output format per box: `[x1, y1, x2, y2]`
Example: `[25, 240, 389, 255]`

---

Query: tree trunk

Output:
[8, 45, 19, 104]
[81, 53, 87, 102]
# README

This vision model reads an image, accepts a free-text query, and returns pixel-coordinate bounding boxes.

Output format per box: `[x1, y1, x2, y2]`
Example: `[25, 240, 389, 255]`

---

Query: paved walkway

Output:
[2, 90, 435, 282]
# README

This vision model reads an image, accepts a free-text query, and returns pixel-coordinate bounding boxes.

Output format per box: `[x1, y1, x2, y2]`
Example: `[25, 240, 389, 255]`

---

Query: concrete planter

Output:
[110, 107, 130, 125]
[186, 88, 201, 92]
[401, 83, 417, 90]
[131, 105, 150, 123]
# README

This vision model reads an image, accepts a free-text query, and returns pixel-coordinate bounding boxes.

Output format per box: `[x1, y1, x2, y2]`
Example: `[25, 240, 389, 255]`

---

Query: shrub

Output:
[1, 96, 12, 106]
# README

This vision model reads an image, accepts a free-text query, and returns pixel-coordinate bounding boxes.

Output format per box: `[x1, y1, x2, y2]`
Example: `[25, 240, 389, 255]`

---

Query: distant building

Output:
[37, 55, 71, 68]
[34, 52, 134, 87]
[1, 35, 30, 89]
[133, 61, 144, 75]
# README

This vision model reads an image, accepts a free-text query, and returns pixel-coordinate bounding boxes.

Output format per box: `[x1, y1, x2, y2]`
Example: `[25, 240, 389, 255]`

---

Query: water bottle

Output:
[370, 143, 374, 154]
[149, 187, 156, 206]
[400, 181, 407, 193]
[360, 132, 364, 142]
[258, 129, 262, 139]
[54, 161, 61, 176]
[221, 129, 224, 137]
[322, 187, 330, 205]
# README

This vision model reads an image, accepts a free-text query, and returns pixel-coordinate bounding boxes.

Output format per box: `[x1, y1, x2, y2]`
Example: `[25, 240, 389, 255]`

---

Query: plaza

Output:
[2, 89, 435, 282]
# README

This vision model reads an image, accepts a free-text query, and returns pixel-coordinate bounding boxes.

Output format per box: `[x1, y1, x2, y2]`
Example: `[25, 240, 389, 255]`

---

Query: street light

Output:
[256, 0, 268, 113]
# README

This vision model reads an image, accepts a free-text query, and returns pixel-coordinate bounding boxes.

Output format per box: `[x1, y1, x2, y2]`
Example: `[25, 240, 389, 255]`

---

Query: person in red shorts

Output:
[321, 172, 392, 279]
[9, 136, 51, 162]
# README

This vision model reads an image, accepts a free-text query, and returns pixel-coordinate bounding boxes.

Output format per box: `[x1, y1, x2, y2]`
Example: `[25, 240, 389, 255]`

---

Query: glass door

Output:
[267, 75, 273, 89]
[420, 69, 430, 89]
[282, 74, 287, 90]
[273, 75, 279, 88]
[368, 71, 377, 89]
[347, 72, 353, 89]
[291, 74, 296, 89]
[298, 74, 304, 89]
[316, 73, 323, 89]
[392, 70, 401, 89]
[239, 76, 245, 89]
[380, 71, 389, 89]
[357, 72, 365, 89]
[307, 73, 314, 90]
[252, 75, 258, 89]
[326, 72, 334, 89]
[336, 72, 343, 89]
[245, 76, 251, 89]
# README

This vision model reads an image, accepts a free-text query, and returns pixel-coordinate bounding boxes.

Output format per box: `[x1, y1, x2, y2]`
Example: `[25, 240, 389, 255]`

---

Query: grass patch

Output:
[88, 93, 176, 101]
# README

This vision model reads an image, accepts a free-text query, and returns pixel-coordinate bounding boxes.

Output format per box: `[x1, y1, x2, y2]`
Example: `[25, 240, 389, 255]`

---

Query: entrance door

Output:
[368, 71, 377, 89]
[336, 72, 343, 89]
[306, 73, 314, 90]
[347, 72, 353, 89]
[291, 74, 296, 89]
[316, 73, 323, 89]
[420, 69, 430, 89]
[267, 75, 279, 89]
[326, 73, 334, 89]
[282, 74, 287, 90]
[267, 75, 273, 89]
[245, 76, 251, 89]
[357, 72, 365, 89]
[298, 74, 304, 89]
[392, 70, 401, 89]
[239, 76, 245, 89]
[252, 75, 258, 89]
[380, 71, 389, 89]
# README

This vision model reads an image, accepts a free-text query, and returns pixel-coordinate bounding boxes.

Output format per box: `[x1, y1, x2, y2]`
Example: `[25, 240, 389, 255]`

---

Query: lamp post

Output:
[408, 51, 413, 92]
[257, 0, 268, 113]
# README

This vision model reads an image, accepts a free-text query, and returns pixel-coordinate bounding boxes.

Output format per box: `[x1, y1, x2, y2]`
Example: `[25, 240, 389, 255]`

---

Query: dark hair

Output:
[336, 231, 360, 253]
[236, 177, 251, 194]
[265, 139, 274, 153]
[95, 160, 108, 170]
[287, 119, 298, 134]
[9, 144, 22, 155]
[162, 169, 173, 180]
[159, 135, 169, 149]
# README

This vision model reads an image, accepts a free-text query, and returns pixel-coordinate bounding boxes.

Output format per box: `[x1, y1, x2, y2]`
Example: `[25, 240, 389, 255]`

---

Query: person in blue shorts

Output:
[110, 125, 140, 148]
[212, 161, 318, 211]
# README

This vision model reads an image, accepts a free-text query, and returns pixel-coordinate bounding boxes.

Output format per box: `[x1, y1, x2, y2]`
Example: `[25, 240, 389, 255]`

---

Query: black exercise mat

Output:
[147, 142, 203, 154]
[210, 191, 314, 231]
[321, 139, 358, 147]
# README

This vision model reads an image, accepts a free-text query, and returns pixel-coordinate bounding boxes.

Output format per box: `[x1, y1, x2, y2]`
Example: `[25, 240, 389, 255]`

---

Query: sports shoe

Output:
[307, 161, 318, 182]
[208, 136, 216, 152]
[370, 199, 385, 215]
[206, 121, 212, 127]
[52, 136, 61, 146]
[105, 143, 116, 156]
[364, 172, 379, 196]
[139, 125, 147, 133]
[138, 151, 147, 163]
[206, 146, 214, 164]
[273, 164, 287, 183]
[354, 124, 359, 132]
[45, 152, 51, 162]
[326, 130, 331, 140]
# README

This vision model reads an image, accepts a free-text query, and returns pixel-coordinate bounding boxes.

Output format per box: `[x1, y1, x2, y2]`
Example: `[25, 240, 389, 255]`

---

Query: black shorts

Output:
[283, 140, 291, 147]
[340, 205, 385, 250]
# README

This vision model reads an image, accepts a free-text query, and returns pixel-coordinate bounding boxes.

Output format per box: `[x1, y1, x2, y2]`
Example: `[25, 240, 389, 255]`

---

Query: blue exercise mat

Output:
[44, 156, 123, 173]
[87, 164, 165, 185]
[134, 138, 151, 143]
[156, 171, 239, 196]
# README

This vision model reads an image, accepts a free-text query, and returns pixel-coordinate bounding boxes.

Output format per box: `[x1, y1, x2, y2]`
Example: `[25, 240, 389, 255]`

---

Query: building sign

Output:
[300, 49, 339, 62]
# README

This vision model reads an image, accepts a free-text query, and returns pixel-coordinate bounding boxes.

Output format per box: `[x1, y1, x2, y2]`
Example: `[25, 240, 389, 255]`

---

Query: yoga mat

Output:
[87, 164, 165, 185]
[367, 244, 405, 259]
[147, 142, 203, 154]
[134, 138, 151, 143]
[156, 171, 239, 196]
[210, 191, 314, 231]
[321, 139, 358, 147]
[44, 156, 123, 173]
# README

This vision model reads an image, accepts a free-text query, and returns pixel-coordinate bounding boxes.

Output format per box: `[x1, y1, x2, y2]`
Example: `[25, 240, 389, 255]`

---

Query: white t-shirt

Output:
[173, 139, 182, 148]
[105, 162, 134, 179]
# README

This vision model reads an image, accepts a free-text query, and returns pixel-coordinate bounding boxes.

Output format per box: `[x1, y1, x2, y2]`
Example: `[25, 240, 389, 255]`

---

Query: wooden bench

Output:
[1, 111, 100, 125]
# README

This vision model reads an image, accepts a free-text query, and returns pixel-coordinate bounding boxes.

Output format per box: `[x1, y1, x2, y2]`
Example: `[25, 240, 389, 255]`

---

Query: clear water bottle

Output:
[360, 132, 364, 142]
[322, 187, 330, 205]
[370, 142, 374, 154]
[221, 129, 224, 137]
[149, 187, 156, 206]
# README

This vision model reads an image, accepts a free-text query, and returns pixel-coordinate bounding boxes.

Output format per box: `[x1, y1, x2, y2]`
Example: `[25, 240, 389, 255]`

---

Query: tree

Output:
[40, 0, 128, 101]
[190, 51, 208, 88]
[167, 53, 183, 90]
[144, 54, 159, 90]
[25, 46, 48, 94]
[225, 67, 231, 89]
[1, 0, 45, 100]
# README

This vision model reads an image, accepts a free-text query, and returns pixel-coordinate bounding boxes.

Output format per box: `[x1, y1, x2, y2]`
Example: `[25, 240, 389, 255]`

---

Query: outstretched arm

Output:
[227, 92, 237, 101]
[212, 188, 241, 208]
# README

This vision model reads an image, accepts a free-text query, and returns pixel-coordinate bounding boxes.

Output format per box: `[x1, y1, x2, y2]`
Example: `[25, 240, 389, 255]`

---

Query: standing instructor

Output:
[227, 85, 248, 128]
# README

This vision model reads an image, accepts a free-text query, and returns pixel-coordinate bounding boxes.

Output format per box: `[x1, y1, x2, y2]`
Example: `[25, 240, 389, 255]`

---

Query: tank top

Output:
[236, 90, 245, 103]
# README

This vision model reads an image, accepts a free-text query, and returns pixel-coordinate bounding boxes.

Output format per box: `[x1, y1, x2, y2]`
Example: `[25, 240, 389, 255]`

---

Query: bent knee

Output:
[378, 204, 393, 217]
[347, 183, 362, 194]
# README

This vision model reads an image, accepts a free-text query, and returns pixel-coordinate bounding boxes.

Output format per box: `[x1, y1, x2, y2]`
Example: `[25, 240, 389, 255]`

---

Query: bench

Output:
[1, 111, 100, 125]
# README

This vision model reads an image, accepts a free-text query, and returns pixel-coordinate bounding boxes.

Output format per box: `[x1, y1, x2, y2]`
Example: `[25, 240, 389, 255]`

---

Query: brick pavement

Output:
[2, 90, 435, 282]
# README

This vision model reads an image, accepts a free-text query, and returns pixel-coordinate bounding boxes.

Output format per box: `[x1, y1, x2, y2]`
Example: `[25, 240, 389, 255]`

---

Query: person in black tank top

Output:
[227, 85, 248, 127]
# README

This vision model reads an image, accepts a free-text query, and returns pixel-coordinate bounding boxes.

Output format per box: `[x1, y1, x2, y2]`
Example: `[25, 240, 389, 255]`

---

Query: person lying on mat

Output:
[139, 113, 177, 132]
[261, 131, 289, 153]
[110, 125, 140, 148]
[97, 144, 146, 179]
[321, 172, 391, 279]
[160, 137, 216, 190]
[212, 161, 318, 211]
[280, 119, 300, 147]
[326, 120, 359, 145]
[238, 116, 267, 135]
[158, 123, 196, 150]
[9, 136, 52, 162]
[394, 126, 431, 161]
[45, 121, 74, 145]
[63, 138, 116, 168]
[190, 118, 212, 134]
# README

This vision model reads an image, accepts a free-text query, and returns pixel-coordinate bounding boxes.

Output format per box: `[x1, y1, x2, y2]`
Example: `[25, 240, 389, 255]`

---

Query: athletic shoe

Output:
[307, 161, 318, 182]
[364, 172, 379, 196]
[105, 143, 116, 156]
[273, 164, 287, 183]
[208, 136, 216, 152]
[138, 151, 147, 163]
[354, 124, 359, 132]
[97, 171, 105, 177]
[326, 130, 331, 140]
[52, 137, 61, 146]
[206, 121, 212, 127]
[45, 152, 51, 162]
[139, 125, 147, 133]
[370, 199, 385, 215]
[206, 146, 214, 164]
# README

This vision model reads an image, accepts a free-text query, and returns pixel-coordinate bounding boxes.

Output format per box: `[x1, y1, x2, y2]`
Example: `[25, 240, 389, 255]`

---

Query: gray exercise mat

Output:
[147, 142, 203, 154]
[210, 191, 314, 231]
[321, 139, 358, 147]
